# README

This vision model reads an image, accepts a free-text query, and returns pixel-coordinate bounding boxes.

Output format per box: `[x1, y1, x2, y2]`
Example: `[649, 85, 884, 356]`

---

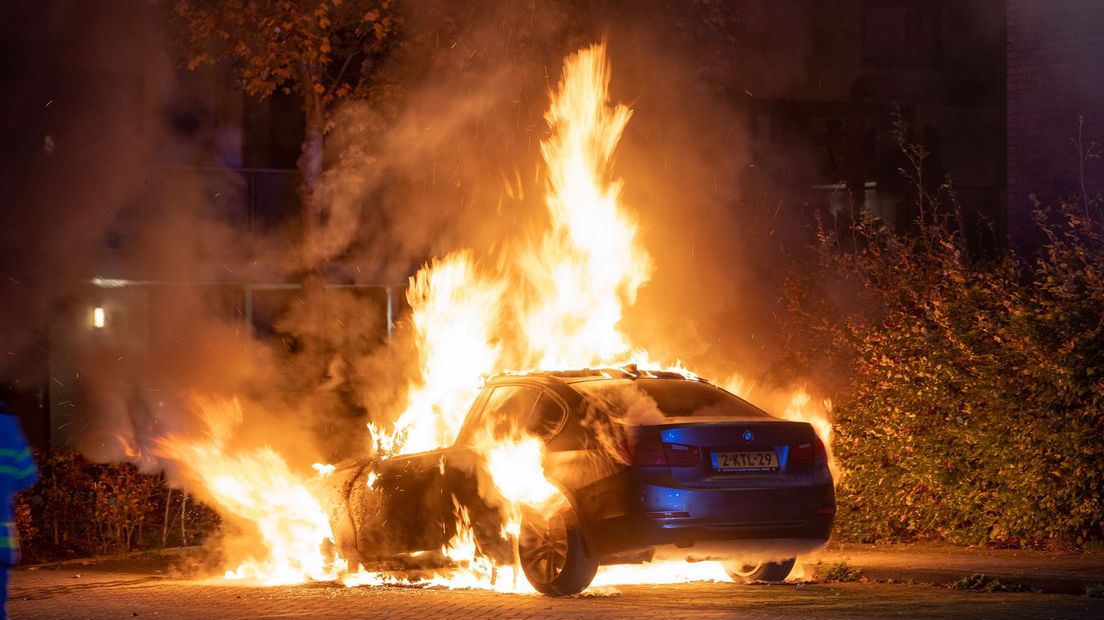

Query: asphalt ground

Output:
[7, 547, 1104, 620]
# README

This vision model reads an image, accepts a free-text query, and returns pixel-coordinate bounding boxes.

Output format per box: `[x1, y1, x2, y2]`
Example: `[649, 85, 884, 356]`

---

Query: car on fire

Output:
[327, 367, 835, 596]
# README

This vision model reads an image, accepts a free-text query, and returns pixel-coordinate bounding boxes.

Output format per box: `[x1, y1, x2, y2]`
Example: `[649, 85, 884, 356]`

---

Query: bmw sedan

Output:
[327, 367, 835, 595]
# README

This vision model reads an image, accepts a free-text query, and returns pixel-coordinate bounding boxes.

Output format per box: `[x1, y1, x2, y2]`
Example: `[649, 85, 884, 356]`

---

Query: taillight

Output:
[793, 436, 828, 465]
[629, 438, 701, 467]
[663, 443, 701, 467]
[630, 438, 668, 466]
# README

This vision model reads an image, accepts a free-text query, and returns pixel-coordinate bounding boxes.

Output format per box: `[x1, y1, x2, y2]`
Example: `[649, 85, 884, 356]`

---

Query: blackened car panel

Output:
[363, 450, 453, 554]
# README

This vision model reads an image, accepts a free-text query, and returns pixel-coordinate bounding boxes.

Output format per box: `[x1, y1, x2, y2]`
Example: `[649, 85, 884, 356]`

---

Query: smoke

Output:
[308, 0, 827, 410]
[0, 1, 326, 474]
[0, 1, 253, 461]
[0, 0, 865, 586]
[301, 1, 586, 272]
[0, 1, 174, 375]
[583, 383, 665, 428]
[0, 0, 841, 480]
[598, 2, 818, 384]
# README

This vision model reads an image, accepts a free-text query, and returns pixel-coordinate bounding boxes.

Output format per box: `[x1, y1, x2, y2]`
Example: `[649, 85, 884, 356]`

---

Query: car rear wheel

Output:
[724, 558, 795, 584]
[518, 506, 597, 596]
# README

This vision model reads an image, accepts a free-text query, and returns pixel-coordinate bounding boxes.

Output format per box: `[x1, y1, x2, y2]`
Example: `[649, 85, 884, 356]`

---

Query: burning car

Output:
[149, 44, 836, 592]
[327, 366, 835, 595]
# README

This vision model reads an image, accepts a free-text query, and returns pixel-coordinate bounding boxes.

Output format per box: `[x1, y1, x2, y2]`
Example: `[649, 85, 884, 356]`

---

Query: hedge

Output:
[783, 122, 1104, 547]
[14, 449, 219, 563]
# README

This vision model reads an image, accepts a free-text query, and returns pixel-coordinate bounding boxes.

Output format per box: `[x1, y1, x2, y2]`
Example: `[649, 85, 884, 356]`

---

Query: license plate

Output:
[711, 450, 778, 472]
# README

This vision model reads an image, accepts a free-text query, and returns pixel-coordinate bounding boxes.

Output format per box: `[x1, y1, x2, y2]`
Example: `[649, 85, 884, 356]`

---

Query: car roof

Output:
[486, 366, 705, 386]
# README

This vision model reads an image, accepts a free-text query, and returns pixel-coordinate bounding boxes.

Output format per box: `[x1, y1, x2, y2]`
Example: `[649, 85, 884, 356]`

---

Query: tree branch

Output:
[325, 31, 371, 100]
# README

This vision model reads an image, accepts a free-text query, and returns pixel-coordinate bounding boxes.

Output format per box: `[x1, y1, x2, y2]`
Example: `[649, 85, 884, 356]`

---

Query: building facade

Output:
[1007, 0, 1104, 247]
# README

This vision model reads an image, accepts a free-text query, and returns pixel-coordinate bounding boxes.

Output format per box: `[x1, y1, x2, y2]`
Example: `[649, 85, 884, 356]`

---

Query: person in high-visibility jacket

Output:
[0, 401, 36, 620]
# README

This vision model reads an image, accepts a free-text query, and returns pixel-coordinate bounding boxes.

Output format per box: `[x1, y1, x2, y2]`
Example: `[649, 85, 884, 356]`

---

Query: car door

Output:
[445, 383, 546, 561]
[370, 447, 453, 554]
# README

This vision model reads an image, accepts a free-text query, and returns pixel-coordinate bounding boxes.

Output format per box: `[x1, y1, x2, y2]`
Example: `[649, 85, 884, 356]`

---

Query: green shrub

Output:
[14, 449, 219, 562]
[818, 560, 862, 582]
[951, 574, 1030, 593]
[783, 118, 1104, 547]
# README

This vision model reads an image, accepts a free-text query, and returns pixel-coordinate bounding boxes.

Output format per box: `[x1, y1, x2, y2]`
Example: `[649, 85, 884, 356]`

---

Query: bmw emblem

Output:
[743, 430, 754, 443]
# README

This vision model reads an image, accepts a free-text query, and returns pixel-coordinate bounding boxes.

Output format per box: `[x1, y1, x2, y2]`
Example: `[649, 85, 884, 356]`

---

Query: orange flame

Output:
[155, 396, 338, 585]
[372, 251, 504, 455]
[518, 44, 652, 369]
[483, 435, 560, 509]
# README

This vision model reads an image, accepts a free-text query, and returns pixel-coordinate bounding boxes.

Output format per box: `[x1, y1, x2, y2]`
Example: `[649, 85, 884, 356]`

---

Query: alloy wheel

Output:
[519, 513, 569, 585]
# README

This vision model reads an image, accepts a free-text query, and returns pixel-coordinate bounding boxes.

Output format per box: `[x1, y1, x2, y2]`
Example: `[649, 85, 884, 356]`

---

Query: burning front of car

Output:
[153, 42, 836, 596]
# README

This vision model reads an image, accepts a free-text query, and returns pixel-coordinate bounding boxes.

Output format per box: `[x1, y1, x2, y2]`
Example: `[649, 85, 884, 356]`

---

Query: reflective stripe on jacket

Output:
[1, 521, 18, 565]
[0, 413, 37, 548]
[0, 447, 35, 480]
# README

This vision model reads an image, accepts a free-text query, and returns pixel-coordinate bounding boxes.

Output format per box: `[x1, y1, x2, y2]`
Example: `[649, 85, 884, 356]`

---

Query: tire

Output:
[724, 558, 796, 584]
[518, 506, 598, 596]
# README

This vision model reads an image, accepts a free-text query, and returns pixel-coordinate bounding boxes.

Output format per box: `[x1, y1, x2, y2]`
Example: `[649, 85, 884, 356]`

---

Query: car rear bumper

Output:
[573, 474, 835, 559]
[623, 513, 832, 548]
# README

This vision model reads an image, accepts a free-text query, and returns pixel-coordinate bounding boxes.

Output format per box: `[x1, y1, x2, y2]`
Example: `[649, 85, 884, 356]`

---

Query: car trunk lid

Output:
[628, 419, 826, 488]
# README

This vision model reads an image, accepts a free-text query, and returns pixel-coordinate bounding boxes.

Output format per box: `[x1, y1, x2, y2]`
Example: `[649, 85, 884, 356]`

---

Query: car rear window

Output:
[576, 378, 771, 420]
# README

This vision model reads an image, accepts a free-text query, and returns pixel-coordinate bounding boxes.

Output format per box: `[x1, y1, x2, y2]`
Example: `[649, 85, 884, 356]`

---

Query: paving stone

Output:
[8, 565, 1104, 620]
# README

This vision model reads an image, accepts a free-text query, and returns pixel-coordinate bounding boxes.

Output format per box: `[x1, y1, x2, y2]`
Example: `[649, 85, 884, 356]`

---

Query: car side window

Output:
[527, 394, 566, 440]
[482, 385, 541, 437]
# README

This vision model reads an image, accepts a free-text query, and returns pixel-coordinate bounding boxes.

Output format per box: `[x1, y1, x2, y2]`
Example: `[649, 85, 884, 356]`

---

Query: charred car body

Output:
[328, 368, 835, 595]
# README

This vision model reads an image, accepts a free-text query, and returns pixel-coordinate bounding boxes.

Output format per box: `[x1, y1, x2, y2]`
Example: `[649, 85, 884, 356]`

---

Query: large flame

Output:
[155, 396, 338, 585]
[372, 44, 650, 457]
[158, 42, 835, 593]
[518, 44, 651, 369]
[371, 251, 504, 455]
[483, 436, 560, 510]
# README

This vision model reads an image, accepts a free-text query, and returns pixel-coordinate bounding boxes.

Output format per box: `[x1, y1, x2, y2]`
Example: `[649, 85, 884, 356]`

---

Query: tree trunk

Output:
[162, 487, 173, 547]
[181, 491, 188, 546]
[297, 65, 327, 271]
[51, 471, 59, 546]
[295, 80, 330, 369]
[299, 117, 324, 261]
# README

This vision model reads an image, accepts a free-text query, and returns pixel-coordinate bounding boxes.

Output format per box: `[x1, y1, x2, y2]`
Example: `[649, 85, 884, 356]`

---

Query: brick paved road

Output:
[9, 564, 1104, 619]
